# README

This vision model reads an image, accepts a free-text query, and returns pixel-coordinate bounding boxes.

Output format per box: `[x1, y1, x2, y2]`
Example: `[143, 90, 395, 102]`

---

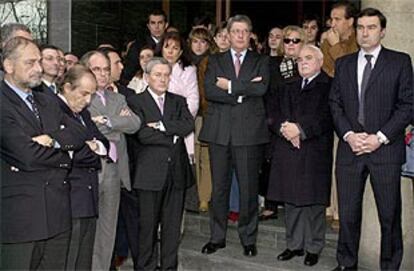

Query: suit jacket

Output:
[33, 81, 57, 98]
[87, 89, 141, 190]
[199, 50, 270, 146]
[0, 81, 86, 243]
[128, 90, 195, 191]
[329, 47, 413, 165]
[267, 72, 333, 206]
[57, 98, 109, 218]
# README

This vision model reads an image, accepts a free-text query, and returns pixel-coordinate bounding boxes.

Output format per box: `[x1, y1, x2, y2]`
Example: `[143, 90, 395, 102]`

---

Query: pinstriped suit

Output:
[329, 47, 413, 270]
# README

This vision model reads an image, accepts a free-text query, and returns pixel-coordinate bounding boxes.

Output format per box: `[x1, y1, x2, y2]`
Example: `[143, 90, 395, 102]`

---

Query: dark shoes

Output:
[201, 242, 226, 254]
[332, 265, 358, 271]
[243, 244, 257, 257]
[304, 252, 319, 266]
[277, 249, 305, 261]
[258, 210, 278, 221]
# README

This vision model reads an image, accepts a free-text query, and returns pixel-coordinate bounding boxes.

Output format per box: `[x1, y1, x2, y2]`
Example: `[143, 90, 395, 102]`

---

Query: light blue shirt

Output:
[4, 80, 34, 111]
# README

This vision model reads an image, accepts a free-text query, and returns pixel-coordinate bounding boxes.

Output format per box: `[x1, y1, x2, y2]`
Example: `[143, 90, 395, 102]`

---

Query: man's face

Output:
[41, 48, 60, 79]
[65, 54, 79, 70]
[356, 16, 385, 52]
[108, 52, 124, 83]
[64, 74, 97, 113]
[145, 63, 170, 95]
[297, 47, 323, 78]
[303, 20, 319, 43]
[268, 27, 283, 49]
[229, 21, 251, 52]
[3, 43, 43, 90]
[57, 50, 66, 77]
[330, 7, 354, 38]
[147, 15, 167, 39]
[88, 54, 110, 90]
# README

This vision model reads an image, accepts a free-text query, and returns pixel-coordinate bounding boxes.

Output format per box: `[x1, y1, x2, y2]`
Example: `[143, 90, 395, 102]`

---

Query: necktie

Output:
[157, 96, 164, 115]
[234, 53, 241, 78]
[109, 142, 118, 163]
[49, 84, 56, 94]
[302, 78, 309, 89]
[358, 54, 373, 126]
[26, 94, 41, 122]
[96, 91, 106, 106]
[74, 113, 85, 126]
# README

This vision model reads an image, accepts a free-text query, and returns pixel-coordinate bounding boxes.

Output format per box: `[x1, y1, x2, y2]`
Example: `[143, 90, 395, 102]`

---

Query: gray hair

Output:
[144, 57, 171, 74]
[2, 36, 37, 62]
[79, 50, 110, 68]
[227, 14, 253, 32]
[1, 23, 31, 47]
[300, 44, 324, 61]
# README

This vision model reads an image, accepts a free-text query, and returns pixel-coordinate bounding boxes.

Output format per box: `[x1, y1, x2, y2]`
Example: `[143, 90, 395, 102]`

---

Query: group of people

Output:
[1, 1, 413, 271]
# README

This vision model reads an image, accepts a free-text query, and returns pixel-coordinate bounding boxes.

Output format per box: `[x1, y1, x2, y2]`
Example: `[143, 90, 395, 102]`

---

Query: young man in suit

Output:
[199, 14, 270, 257]
[80, 50, 141, 271]
[128, 57, 194, 270]
[34, 45, 62, 96]
[0, 37, 84, 269]
[329, 8, 413, 271]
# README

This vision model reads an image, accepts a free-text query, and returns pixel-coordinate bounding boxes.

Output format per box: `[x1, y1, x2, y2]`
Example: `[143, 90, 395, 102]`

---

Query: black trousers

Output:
[208, 143, 264, 246]
[136, 173, 185, 271]
[1, 229, 70, 270]
[336, 158, 403, 270]
[66, 217, 96, 271]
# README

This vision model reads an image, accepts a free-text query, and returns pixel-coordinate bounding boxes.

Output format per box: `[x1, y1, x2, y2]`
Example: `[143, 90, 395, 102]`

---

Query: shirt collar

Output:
[147, 87, 166, 101]
[303, 71, 320, 84]
[4, 79, 32, 101]
[359, 45, 382, 65]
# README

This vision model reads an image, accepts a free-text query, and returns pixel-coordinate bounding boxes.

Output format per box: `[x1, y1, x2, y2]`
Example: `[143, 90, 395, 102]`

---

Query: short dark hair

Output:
[148, 9, 167, 24]
[302, 14, 321, 28]
[97, 46, 121, 59]
[357, 8, 387, 29]
[192, 15, 212, 28]
[39, 44, 60, 53]
[332, 0, 357, 20]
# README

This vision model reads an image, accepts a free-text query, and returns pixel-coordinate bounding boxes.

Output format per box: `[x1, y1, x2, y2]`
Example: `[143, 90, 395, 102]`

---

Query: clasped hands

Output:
[280, 121, 301, 149]
[346, 132, 381, 155]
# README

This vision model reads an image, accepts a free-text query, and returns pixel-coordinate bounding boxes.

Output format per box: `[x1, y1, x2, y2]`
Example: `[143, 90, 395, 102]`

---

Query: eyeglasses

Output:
[283, 38, 302, 44]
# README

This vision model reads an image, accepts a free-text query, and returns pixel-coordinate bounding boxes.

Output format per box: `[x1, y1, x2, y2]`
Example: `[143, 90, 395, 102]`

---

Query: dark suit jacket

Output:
[57, 98, 109, 218]
[0, 81, 86, 243]
[329, 47, 413, 165]
[199, 50, 270, 146]
[128, 90, 194, 191]
[267, 72, 333, 206]
[33, 81, 57, 97]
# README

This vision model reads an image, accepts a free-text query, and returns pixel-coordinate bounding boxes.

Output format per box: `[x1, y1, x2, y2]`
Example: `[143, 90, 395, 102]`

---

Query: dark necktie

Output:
[358, 54, 373, 126]
[26, 94, 41, 122]
[74, 113, 85, 126]
[234, 53, 241, 78]
[49, 84, 56, 94]
[302, 78, 309, 89]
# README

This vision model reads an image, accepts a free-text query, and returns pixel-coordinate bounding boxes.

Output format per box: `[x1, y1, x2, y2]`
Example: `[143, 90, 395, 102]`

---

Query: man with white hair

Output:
[266, 44, 333, 267]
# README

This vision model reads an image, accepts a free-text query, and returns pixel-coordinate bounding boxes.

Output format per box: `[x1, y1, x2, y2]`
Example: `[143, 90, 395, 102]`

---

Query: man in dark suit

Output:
[329, 8, 413, 271]
[199, 14, 270, 257]
[120, 9, 168, 86]
[33, 45, 62, 96]
[0, 37, 85, 269]
[57, 64, 110, 270]
[128, 57, 194, 270]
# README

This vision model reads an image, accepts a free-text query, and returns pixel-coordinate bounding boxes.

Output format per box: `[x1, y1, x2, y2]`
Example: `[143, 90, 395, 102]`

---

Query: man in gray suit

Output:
[80, 50, 141, 271]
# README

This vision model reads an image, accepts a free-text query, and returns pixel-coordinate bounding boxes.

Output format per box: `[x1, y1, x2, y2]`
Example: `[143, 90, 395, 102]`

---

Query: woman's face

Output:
[139, 48, 154, 70]
[283, 30, 304, 58]
[214, 29, 230, 52]
[268, 27, 283, 49]
[191, 37, 209, 56]
[162, 39, 182, 64]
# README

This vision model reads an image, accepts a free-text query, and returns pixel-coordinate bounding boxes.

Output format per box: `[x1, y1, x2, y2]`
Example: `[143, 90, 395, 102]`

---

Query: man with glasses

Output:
[80, 50, 141, 271]
[199, 14, 270, 257]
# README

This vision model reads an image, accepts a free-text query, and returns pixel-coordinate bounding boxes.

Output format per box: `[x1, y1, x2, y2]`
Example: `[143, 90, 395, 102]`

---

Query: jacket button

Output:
[88, 185, 92, 190]
[167, 157, 171, 162]
[45, 182, 49, 185]
[63, 181, 67, 184]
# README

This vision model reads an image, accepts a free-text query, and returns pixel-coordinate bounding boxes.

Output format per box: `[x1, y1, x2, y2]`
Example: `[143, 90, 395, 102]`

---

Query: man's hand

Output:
[147, 122, 159, 129]
[85, 138, 98, 152]
[250, 76, 262, 83]
[280, 121, 300, 141]
[119, 108, 131, 116]
[290, 136, 301, 149]
[355, 134, 382, 156]
[216, 77, 229, 90]
[92, 115, 108, 125]
[326, 29, 340, 46]
[32, 134, 54, 147]
[345, 132, 368, 153]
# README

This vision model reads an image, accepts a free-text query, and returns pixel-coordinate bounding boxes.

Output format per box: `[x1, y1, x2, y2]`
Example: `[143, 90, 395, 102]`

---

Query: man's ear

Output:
[2, 58, 14, 74]
[380, 28, 386, 39]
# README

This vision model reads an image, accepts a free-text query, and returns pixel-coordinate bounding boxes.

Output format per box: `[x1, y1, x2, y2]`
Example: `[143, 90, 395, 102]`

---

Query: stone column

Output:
[359, 2, 414, 270]
[47, 0, 71, 52]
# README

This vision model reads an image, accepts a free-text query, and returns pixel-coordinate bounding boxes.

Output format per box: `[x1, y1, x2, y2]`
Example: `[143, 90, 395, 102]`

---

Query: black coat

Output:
[0, 81, 86, 243]
[57, 98, 109, 218]
[128, 90, 195, 191]
[267, 72, 334, 206]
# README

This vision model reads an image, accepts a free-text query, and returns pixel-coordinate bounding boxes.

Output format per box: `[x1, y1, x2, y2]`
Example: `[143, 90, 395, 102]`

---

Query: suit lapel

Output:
[221, 51, 237, 79]
[346, 54, 359, 102]
[365, 48, 387, 92]
[239, 50, 255, 78]
[143, 90, 163, 119]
